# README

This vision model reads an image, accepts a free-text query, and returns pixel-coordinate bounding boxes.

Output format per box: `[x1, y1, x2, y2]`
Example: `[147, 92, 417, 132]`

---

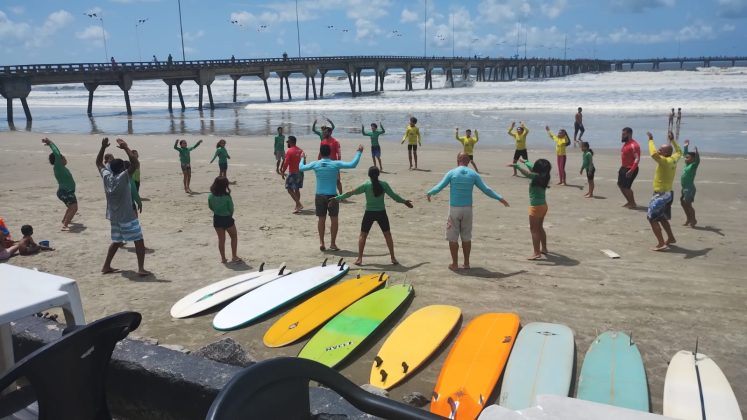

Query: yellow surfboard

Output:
[263, 272, 388, 347]
[370, 305, 462, 390]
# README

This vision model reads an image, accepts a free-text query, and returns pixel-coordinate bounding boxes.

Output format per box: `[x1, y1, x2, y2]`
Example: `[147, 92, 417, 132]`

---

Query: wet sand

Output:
[1, 131, 744, 415]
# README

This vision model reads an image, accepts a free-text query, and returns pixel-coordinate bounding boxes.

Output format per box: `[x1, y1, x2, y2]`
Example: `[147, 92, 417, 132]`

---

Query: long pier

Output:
[1, 55, 745, 124]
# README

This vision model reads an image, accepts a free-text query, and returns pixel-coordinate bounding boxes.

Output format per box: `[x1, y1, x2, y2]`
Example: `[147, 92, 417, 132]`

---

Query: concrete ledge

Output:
[10, 316, 373, 419]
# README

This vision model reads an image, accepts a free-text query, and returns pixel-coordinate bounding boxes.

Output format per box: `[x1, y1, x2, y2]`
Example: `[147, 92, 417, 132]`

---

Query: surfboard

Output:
[263, 272, 389, 347]
[370, 305, 461, 390]
[498, 322, 575, 411]
[576, 331, 649, 412]
[663, 350, 742, 420]
[430, 312, 520, 420]
[212, 259, 348, 331]
[478, 395, 672, 420]
[298, 284, 413, 368]
[170, 263, 289, 318]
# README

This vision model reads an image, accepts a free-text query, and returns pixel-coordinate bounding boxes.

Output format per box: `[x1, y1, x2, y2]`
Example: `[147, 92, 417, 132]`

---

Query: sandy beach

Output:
[1, 131, 745, 415]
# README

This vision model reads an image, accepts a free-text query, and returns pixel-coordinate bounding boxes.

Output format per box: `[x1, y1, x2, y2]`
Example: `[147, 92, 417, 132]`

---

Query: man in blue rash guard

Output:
[427, 152, 509, 270]
[301, 143, 364, 251]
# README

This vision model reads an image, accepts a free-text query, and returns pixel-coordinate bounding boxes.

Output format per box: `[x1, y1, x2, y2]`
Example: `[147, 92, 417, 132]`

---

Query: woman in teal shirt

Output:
[210, 139, 231, 178]
[511, 158, 552, 261]
[208, 176, 240, 263]
[336, 166, 413, 266]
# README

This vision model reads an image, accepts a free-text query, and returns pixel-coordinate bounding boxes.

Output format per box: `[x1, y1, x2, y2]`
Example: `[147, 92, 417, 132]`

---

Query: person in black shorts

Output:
[335, 166, 413, 265]
[574, 107, 585, 146]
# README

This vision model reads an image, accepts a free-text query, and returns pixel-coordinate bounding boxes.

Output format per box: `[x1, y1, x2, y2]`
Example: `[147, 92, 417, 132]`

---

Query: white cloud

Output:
[611, 0, 676, 13]
[716, 0, 747, 17]
[1, 9, 73, 48]
[401, 8, 418, 23]
[540, 0, 567, 19]
[722, 23, 736, 32]
[76, 25, 108, 47]
[0, 10, 31, 39]
[183, 30, 205, 42]
[606, 21, 715, 45]
[477, 0, 533, 23]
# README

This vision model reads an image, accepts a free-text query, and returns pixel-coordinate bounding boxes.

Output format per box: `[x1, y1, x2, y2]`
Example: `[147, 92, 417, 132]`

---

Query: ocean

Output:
[3, 67, 747, 154]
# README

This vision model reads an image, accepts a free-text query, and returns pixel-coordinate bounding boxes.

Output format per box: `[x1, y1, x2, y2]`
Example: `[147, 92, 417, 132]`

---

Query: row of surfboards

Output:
[170, 261, 742, 420]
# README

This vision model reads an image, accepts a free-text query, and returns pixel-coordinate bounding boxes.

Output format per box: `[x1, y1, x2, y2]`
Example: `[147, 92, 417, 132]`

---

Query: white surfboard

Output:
[664, 350, 742, 420]
[170, 263, 289, 318]
[213, 259, 349, 331]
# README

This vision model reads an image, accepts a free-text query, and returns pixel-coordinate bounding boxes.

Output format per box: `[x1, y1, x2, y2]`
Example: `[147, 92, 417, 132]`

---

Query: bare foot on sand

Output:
[651, 244, 669, 251]
[231, 257, 243, 263]
[353, 258, 363, 266]
[448, 263, 458, 271]
[666, 238, 676, 245]
[137, 270, 152, 277]
[462, 264, 470, 269]
[102, 267, 119, 274]
[391, 259, 399, 265]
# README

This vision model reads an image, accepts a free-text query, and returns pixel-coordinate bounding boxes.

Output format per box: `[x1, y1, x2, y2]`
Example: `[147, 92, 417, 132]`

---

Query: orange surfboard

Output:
[431, 313, 520, 420]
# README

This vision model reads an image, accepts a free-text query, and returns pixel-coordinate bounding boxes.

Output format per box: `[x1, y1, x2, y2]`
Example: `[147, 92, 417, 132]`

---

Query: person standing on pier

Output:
[455, 128, 479, 173]
[401, 117, 422, 170]
[41, 138, 78, 231]
[362, 122, 385, 170]
[574, 107, 585, 146]
[646, 131, 681, 251]
[508, 121, 529, 176]
[618, 127, 641, 208]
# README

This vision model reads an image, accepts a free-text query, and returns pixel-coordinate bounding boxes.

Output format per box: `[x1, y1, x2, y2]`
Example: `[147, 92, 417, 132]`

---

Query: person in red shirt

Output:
[280, 136, 305, 214]
[318, 127, 344, 194]
[618, 127, 641, 208]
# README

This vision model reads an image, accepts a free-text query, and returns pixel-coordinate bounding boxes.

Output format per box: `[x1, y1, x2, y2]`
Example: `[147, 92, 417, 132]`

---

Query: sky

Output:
[1, 0, 746, 65]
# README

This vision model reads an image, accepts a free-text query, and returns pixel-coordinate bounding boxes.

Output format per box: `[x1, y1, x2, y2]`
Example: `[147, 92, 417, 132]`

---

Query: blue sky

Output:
[1, 0, 745, 64]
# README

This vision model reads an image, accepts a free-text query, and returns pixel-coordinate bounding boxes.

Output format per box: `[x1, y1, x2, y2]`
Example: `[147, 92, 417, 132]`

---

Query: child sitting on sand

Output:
[18, 225, 55, 255]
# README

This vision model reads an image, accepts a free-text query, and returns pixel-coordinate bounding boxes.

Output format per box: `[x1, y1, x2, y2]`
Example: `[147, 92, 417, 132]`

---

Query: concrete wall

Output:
[10, 317, 373, 419]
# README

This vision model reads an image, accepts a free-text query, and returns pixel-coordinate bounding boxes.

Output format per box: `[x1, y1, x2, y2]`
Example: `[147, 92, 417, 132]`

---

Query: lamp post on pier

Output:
[85, 11, 108, 62]
[177, 0, 186, 60]
[135, 18, 148, 62]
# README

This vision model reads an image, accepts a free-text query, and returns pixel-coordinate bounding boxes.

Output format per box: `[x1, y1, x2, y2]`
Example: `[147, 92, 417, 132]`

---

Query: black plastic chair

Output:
[206, 357, 444, 420]
[0, 311, 141, 420]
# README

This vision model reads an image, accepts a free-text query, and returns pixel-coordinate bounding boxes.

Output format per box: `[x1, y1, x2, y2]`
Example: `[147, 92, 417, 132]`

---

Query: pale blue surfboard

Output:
[577, 331, 650, 412]
[498, 322, 575, 410]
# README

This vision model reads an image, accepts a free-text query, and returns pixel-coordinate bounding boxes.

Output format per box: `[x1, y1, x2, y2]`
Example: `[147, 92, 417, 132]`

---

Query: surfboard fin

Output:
[431, 391, 439, 402]
[337, 257, 344, 267]
[378, 272, 386, 282]
[694, 337, 699, 359]
[374, 356, 383, 367]
[401, 361, 409, 373]
[447, 397, 457, 418]
[380, 369, 387, 382]
[278, 264, 287, 275]
[259, 262, 265, 272]
[322, 258, 328, 267]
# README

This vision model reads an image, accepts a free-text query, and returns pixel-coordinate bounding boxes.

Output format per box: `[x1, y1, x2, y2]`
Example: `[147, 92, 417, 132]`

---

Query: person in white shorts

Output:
[426, 152, 509, 270]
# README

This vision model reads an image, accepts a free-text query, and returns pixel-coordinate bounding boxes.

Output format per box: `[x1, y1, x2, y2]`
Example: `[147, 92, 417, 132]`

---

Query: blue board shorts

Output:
[371, 145, 381, 158]
[110, 219, 143, 242]
[647, 191, 674, 221]
[285, 172, 304, 190]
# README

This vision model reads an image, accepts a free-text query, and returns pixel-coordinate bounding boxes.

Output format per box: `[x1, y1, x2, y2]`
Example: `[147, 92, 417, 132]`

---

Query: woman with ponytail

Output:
[509, 158, 552, 260]
[335, 166, 413, 265]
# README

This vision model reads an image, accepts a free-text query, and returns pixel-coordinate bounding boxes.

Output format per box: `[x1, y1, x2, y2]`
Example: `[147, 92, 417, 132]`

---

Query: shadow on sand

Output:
[452, 268, 526, 280]
[120, 270, 171, 283]
[666, 245, 713, 259]
[690, 225, 725, 237]
[353, 261, 430, 273]
[536, 252, 581, 267]
[66, 223, 87, 233]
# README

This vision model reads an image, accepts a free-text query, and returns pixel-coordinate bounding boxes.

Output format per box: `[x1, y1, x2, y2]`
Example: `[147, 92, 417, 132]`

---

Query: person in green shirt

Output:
[362, 122, 385, 170]
[312, 118, 335, 140]
[680, 139, 700, 227]
[335, 166, 413, 266]
[579, 141, 595, 198]
[208, 176, 241, 263]
[131, 149, 141, 192]
[210, 139, 231, 178]
[174, 139, 202, 193]
[510, 158, 552, 260]
[41, 138, 78, 231]
[274, 126, 286, 174]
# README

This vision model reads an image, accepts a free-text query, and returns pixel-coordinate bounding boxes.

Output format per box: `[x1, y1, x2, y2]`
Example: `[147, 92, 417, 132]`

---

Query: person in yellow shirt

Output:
[455, 128, 479, 172]
[401, 117, 422, 170]
[508, 121, 529, 176]
[545, 126, 570, 185]
[646, 130, 682, 251]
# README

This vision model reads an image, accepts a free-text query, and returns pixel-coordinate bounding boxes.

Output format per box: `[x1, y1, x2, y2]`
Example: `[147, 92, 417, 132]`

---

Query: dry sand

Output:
[1, 131, 745, 416]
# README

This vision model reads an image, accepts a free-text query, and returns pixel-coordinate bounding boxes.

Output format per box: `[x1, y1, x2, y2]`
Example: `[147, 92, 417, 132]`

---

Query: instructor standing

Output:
[426, 152, 509, 271]
[618, 127, 641, 209]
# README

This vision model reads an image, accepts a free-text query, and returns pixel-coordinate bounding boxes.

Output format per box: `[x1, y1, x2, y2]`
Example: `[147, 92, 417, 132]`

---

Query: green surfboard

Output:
[298, 284, 413, 368]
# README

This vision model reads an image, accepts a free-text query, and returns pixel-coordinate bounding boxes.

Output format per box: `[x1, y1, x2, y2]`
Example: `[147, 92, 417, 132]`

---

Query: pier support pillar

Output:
[279, 76, 284, 101]
[168, 84, 173, 112]
[84, 82, 99, 117]
[305, 76, 310, 100]
[346, 71, 356, 97]
[261, 77, 271, 102]
[117, 75, 133, 116]
[375, 73, 379, 91]
[206, 84, 214, 110]
[379, 71, 386, 91]
[5, 98, 11, 124]
[320, 70, 327, 97]
[176, 83, 186, 110]
[230, 75, 241, 102]
[285, 75, 292, 100]
[20, 98, 31, 121]
[357, 70, 362, 93]
[198, 84, 204, 111]
[0, 77, 32, 124]
[311, 75, 317, 99]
